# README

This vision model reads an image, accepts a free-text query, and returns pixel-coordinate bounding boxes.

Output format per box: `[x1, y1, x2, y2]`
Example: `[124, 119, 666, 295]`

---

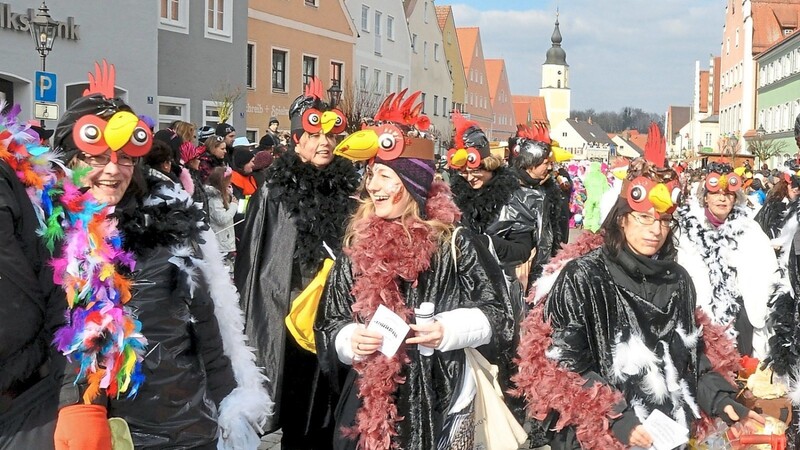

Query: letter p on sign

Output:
[35, 71, 57, 103]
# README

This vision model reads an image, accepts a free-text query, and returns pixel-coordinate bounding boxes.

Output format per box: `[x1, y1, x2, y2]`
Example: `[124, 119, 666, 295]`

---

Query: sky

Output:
[448, 0, 724, 115]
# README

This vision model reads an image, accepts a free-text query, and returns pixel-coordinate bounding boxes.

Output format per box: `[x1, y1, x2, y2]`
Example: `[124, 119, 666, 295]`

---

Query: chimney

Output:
[587, 117, 593, 125]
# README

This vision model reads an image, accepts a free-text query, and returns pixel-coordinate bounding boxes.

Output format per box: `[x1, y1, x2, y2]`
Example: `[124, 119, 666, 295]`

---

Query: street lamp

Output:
[327, 79, 342, 109]
[29, 1, 58, 127]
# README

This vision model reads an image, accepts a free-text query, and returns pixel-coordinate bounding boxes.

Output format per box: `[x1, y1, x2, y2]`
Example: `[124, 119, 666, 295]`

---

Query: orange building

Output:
[512, 95, 549, 129]
[484, 59, 516, 141]
[246, 1, 357, 141]
[456, 27, 494, 135]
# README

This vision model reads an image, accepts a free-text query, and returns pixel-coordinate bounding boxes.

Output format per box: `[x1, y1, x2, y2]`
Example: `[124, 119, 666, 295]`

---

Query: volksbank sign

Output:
[0, 3, 79, 40]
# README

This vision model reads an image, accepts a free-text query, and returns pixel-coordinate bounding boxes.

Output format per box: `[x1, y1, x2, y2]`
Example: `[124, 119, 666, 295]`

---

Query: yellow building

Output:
[435, 5, 467, 113]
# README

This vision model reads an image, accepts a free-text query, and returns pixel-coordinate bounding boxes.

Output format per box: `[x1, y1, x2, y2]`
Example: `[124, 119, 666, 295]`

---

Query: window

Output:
[442, 97, 448, 117]
[735, 29, 739, 47]
[246, 42, 255, 89]
[433, 95, 438, 116]
[303, 55, 317, 86]
[423, 41, 428, 69]
[374, 11, 382, 55]
[387, 16, 395, 41]
[159, 0, 188, 33]
[331, 61, 344, 88]
[203, 100, 221, 127]
[360, 66, 368, 90]
[272, 49, 287, 92]
[385, 72, 392, 93]
[304, 0, 318, 6]
[705, 132, 712, 147]
[397, 75, 404, 90]
[373, 69, 381, 91]
[434, 43, 440, 61]
[411, 34, 417, 53]
[420, 93, 426, 113]
[205, 0, 232, 42]
[423, 1, 428, 23]
[157, 96, 190, 131]
[361, 5, 370, 32]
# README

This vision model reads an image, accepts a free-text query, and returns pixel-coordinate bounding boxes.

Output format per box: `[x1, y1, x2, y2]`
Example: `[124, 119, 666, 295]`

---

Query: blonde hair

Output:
[173, 121, 196, 145]
[480, 155, 504, 171]
[344, 186, 454, 248]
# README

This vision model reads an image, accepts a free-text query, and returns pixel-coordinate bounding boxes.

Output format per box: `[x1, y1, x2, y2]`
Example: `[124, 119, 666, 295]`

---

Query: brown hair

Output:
[602, 197, 677, 259]
[206, 166, 232, 208]
[480, 155, 504, 172]
[767, 179, 789, 203]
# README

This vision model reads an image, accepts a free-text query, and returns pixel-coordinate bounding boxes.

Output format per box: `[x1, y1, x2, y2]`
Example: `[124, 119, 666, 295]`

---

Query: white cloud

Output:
[450, 0, 722, 113]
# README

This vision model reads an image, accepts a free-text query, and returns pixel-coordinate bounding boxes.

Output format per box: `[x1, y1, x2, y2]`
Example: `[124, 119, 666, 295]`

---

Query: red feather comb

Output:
[303, 76, 325, 100]
[451, 111, 480, 148]
[644, 122, 666, 168]
[83, 60, 116, 98]
[516, 124, 551, 144]
[374, 89, 430, 131]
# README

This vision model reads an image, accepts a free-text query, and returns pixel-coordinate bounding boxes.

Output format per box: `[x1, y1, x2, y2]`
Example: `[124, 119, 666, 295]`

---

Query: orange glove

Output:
[54, 404, 112, 450]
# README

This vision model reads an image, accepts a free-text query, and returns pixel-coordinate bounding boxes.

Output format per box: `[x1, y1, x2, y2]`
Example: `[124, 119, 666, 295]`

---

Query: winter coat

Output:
[675, 202, 779, 358]
[206, 185, 237, 253]
[234, 151, 359, 434]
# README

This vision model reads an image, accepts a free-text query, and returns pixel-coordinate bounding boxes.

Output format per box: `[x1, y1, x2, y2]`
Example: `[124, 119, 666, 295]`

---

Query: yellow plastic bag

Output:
[285, 258, 334, 354]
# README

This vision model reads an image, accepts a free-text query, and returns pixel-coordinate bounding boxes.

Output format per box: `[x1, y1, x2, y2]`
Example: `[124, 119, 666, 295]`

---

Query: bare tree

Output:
[749, 135, 788, 167]
[717, 134, 741, 164]
[211, 81, 244, 124]
[338, 79, 385, 134]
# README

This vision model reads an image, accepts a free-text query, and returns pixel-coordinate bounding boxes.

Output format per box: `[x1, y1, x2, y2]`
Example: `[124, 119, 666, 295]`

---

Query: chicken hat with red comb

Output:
[617, 122, 682, 215]
[334, 89, 435, 210]
[445, 111, 490, 170]
[288, 76, 347, 145]
[54, 60, 153, 163]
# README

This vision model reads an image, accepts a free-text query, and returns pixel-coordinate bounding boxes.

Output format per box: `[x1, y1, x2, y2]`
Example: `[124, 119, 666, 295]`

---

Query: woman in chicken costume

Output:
[319, 90, 515, 450]
[50, 61, 270, 449]
[675, 161, 782, 360]
[512, 124, 759, 449]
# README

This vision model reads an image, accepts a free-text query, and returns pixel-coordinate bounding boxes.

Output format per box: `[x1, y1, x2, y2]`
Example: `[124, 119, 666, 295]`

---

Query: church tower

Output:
[539, 12, 571, 128]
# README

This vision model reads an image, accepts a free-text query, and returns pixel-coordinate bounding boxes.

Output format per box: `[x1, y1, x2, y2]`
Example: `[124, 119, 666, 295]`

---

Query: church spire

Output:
[545, 11, 567, 65]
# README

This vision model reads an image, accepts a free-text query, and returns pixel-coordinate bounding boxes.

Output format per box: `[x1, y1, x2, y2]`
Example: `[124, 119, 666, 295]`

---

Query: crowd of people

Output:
[1, 59, 800, 450]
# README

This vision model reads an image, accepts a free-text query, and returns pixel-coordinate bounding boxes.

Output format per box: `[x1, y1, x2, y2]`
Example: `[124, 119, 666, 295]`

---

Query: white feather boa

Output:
[193, 229, 273, 449]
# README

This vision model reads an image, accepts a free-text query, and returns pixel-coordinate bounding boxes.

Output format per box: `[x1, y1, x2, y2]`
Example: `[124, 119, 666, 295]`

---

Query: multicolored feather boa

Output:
[342, 182, 460, 450]
[0, 104, 146, 403]
[512, 230, 741, 449]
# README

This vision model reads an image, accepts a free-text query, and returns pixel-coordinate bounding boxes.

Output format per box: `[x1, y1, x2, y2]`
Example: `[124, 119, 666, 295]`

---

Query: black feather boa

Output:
[450, 166, 519, 233]
[115, 175, 208, 256]
[266, 151, 359, 271]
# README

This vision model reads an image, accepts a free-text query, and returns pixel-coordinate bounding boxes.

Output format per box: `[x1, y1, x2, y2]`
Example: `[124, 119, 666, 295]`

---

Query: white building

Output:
[345, 0, 412, 98]
[551, 118, 615, 161]
[404, 0, 453, 151]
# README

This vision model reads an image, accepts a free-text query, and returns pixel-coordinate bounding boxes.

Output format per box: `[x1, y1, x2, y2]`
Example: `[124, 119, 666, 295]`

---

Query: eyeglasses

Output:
[80, 151, 136, 167]
[629, 212, 672, 227]
[459, 167, 488, 177]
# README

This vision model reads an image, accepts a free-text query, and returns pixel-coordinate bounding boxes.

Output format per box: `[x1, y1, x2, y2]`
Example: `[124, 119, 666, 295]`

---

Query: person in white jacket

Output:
[675, 163, 782, 359]
[205, 166, 238, 273]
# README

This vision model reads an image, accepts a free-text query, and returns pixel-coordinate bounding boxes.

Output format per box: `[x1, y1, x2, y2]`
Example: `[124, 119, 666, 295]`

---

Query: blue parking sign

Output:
[35, 71, 57, 103]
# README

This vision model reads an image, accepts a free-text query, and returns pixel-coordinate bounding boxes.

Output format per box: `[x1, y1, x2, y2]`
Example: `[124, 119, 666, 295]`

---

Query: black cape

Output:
[315, 229, 516, 450]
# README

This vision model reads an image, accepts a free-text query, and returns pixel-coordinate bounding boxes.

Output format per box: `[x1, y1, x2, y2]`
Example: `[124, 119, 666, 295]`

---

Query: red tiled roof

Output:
[512, 95, 549, 128]
[752, 2, 800, 54]
[456, 27, 479, 70]
[435, 5, 450, 31]
[484, 59, 505, 99]
[629, 133, 648, 151]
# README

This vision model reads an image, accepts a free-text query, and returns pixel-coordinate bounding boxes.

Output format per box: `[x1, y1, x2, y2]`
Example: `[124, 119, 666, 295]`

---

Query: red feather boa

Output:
[512, 230, 742, 448]
[343, 182, 460, 450]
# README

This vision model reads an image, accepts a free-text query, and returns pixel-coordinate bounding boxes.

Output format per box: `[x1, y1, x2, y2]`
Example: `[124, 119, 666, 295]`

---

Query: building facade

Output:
[246, 0, 356, 141]
[0, 1, 157, 130]
[755, 28, 800, 166]
[456, 27, 493, 133]
[435, 5, 466, 115]
[539, 15, 570, 129]
[404, 0, 452, 153]
[157, 0, 248, 134]
[484, 59, 516, 141]
[551, 118, 614, 161]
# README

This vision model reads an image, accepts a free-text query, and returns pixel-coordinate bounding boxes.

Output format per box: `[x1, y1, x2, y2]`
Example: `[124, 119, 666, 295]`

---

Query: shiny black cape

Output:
[234, 152, 358, 433]
[315, 229, 516, 450]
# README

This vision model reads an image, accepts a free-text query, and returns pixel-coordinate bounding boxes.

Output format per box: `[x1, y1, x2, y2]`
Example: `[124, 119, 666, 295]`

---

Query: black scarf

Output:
[266, 151, 359, 271]
[604, 245, 681, 310]
[450, 166, 519, 233]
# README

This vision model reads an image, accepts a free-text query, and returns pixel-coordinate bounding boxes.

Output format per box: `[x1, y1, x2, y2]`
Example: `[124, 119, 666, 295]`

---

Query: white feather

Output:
[676, 326, 701, 349]
[611, 333, 660, 382]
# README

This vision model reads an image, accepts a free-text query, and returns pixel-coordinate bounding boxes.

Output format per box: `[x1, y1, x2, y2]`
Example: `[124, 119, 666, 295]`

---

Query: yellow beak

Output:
[334, 129, 379, 161]
[320, 110, 339, 134]
[104, 111, 139, 151]
[649, 183, 674, 214]
[450, 148, 468, 168]
[550, 141, 573, 163]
